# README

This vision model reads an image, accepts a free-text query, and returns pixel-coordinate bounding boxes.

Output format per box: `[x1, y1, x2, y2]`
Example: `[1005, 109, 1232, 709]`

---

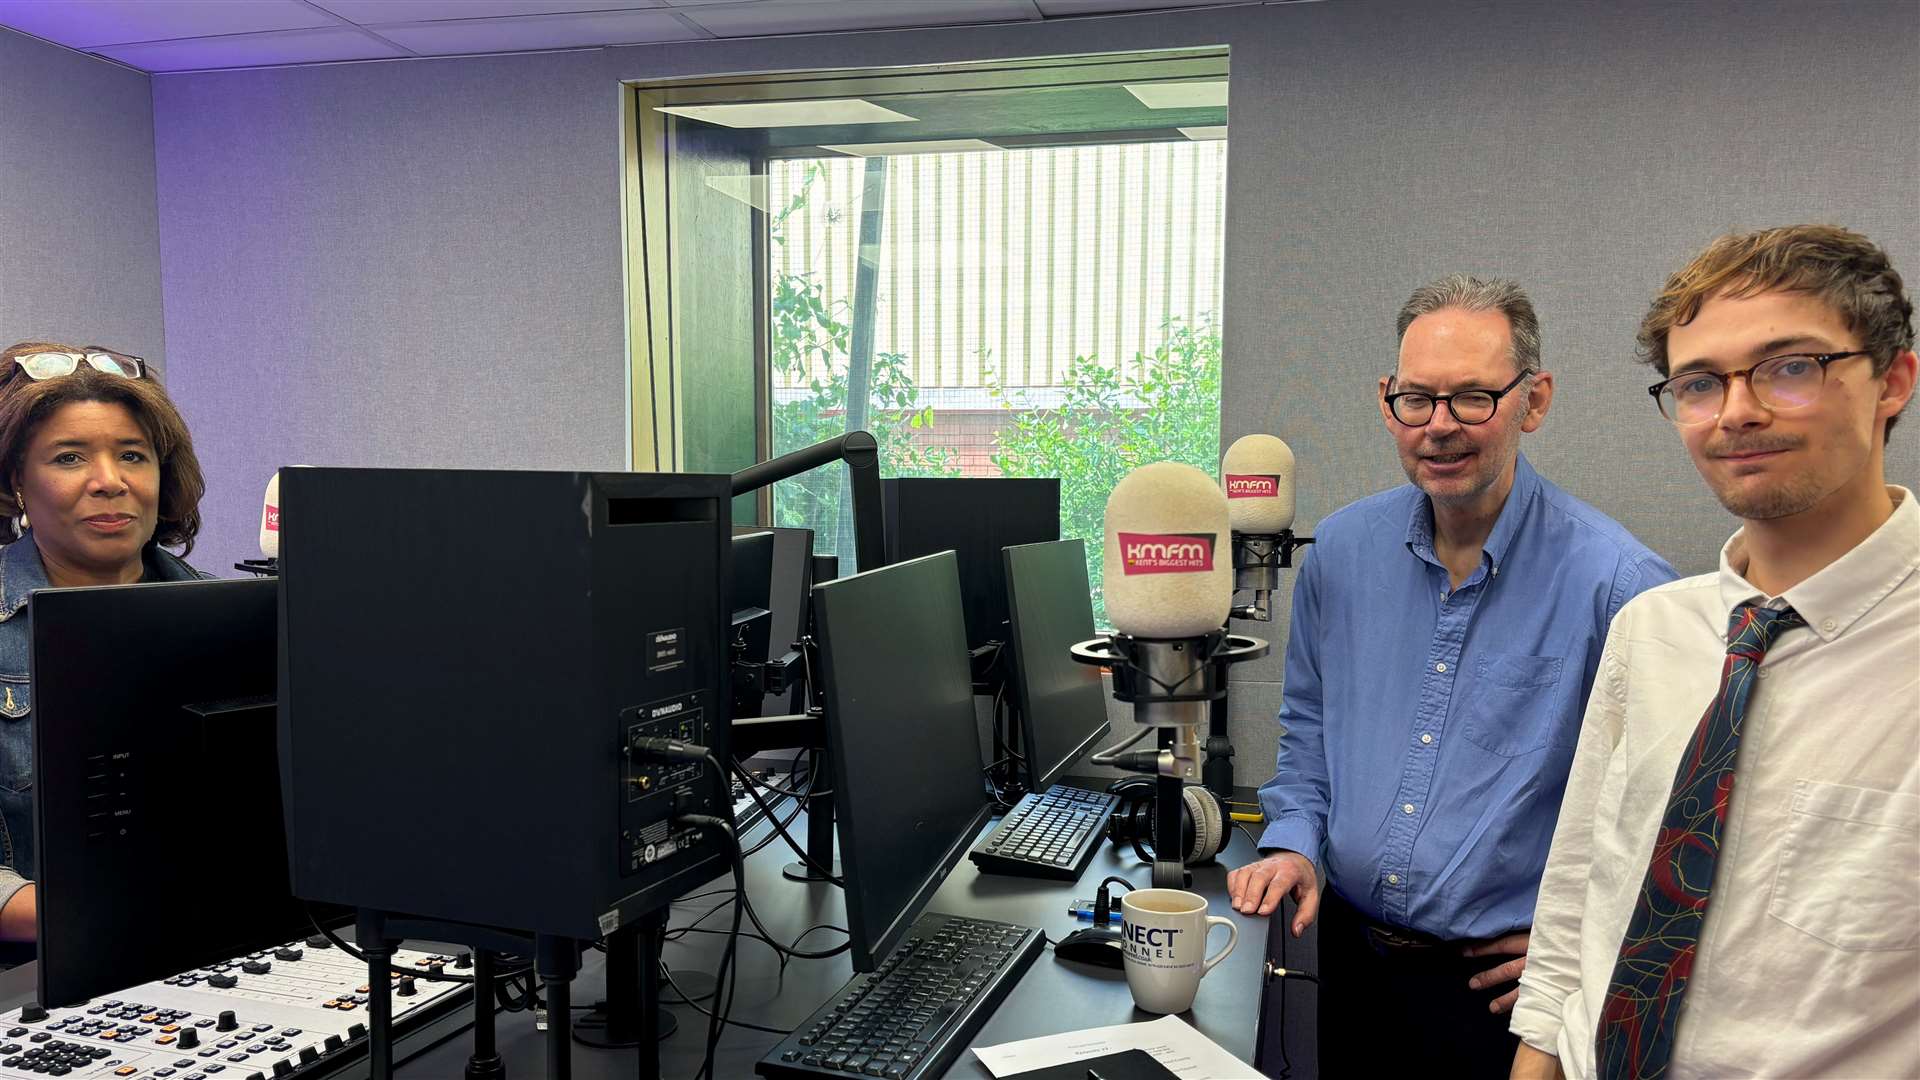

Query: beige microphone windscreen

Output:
[1222, 434, 1296, 534]
[259, 471, 281, 560]
[1103, 462, 1232, 638]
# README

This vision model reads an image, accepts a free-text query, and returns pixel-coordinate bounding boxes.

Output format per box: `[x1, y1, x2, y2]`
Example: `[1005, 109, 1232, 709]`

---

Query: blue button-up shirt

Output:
[1257, 454, 1676, 940]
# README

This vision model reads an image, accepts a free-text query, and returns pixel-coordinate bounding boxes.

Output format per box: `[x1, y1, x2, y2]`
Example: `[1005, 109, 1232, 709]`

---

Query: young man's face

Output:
[1664, 288, 1910, 522]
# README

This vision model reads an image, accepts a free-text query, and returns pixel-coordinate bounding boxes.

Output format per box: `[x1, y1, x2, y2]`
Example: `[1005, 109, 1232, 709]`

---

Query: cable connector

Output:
[630, 737, 709, 763]
[1263, 960, 1319, 983]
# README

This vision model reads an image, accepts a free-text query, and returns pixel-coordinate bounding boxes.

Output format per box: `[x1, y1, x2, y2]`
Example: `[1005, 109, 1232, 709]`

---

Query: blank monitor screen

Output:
[1003, 539, 1112, 791]
[811, 551, 990, 972]
[883, 478, 1059, 655]
[30, 578, 333, 1006]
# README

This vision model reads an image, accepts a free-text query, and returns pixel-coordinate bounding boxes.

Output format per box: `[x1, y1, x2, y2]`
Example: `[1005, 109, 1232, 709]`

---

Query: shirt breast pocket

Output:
[0, 673, 30, 795]
[1457, 653, 1567, 756]
[1768, 780, 1919, 952]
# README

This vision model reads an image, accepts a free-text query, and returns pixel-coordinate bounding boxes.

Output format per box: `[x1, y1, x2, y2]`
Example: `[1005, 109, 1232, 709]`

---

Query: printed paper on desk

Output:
[971, 1013, 1259, 1079]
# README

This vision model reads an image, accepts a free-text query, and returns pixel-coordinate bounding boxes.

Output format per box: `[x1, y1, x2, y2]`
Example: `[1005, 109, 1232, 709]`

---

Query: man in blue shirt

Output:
[1227, 274, 1676, 1073]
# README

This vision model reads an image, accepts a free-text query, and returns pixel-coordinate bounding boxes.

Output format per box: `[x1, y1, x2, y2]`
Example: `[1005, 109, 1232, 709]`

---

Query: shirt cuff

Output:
[1256, 815, 1323, 868]
[1507, 985, 1564, 1059]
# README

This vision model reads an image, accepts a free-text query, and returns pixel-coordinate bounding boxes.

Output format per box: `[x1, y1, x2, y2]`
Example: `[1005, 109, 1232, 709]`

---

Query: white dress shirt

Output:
[1511, 487, 1920, 1079]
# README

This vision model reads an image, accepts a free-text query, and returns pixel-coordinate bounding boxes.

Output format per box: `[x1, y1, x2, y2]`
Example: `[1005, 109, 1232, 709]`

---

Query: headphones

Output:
[1105, 776, 1229, 867]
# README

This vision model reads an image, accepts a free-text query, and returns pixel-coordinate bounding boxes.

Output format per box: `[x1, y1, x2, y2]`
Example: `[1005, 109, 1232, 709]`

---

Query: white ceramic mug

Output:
[1120, 887, 1239, 1014]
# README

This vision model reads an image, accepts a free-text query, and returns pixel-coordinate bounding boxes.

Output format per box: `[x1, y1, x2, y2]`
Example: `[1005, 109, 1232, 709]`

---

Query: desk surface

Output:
[400, 806, 1273, 1079]
[0, 801, 1281, 1079]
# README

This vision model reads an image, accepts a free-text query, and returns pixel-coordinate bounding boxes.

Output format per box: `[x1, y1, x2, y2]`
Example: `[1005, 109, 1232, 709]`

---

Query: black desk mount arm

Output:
[730, 432, 888, 882]
[729, 431, 887, 573]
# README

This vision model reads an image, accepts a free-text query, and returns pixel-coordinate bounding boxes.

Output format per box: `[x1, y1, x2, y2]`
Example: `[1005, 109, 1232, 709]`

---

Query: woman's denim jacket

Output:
[0, 532, 204, 912]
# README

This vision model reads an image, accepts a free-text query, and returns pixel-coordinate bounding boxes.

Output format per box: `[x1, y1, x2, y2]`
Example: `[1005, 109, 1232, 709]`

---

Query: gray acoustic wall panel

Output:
[0, 29, 165, 378]
[151, 50, 631, 574]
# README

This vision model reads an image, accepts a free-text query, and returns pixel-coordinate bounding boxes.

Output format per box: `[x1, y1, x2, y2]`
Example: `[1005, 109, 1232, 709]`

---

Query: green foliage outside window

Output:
[988, 315, 1223, 624]
[767, 165, 1224, 618]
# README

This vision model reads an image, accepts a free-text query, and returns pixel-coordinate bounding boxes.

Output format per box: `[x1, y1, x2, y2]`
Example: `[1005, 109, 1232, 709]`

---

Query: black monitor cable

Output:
[728, 757, 845, 886]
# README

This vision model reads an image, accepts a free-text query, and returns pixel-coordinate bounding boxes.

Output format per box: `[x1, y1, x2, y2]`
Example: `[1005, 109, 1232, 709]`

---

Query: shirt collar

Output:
[1717, 486, 1920, 643]
[0, 532, 53, 622]
[1403, 451, 1541, 574]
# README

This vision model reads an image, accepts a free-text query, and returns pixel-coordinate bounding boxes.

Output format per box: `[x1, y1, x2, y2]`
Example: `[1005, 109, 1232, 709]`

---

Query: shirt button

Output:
[1387, 874, 1401, 885]
[1435, 662, 1448, 673]
[1820, 618, 1836, 632]
[1420, 733, 1434, 745]
[1758, 668, 1769, 679]
[1402, 803, 1415, 815]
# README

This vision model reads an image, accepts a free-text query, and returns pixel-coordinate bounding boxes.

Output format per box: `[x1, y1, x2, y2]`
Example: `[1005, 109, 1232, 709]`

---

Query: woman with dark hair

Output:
[0, 341, 209, 943]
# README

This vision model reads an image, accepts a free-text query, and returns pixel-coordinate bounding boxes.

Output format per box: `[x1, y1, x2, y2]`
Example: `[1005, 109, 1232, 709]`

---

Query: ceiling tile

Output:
[0, 0, 332, 48]
[373, 8, 700, 53]
[1177, 125, 1227, 140]
[677, 0, 1036, 37]
[314, 0, 664, 23]
[96, 26, 410, 72]
[1033, 0, 1227, 13]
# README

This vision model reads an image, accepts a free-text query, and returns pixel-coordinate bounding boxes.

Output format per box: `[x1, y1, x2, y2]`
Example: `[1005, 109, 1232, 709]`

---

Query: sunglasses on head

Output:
[12, 348, 146, 381]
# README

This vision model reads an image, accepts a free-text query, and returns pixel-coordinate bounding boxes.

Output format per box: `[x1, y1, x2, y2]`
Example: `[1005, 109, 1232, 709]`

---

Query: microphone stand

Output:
[1207, 530, 1313, 802]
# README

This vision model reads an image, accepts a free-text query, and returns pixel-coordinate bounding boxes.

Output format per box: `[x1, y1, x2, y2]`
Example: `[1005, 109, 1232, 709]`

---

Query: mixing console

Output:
[0, 939, 467, 1079]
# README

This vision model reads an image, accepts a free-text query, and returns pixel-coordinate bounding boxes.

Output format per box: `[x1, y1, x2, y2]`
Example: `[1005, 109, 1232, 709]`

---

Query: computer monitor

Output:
[1002, 539, 1112, 791]
[30, 577, 335, 1007]
[883, 478, 1059, 666]
[811, 551, 990, 972]
[730, 531, 776, 718]
[729, 525, 814, 718]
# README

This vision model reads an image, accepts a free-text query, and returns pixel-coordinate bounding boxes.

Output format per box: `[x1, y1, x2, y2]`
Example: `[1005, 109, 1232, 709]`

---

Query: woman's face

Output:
[17, 400, 160, 582]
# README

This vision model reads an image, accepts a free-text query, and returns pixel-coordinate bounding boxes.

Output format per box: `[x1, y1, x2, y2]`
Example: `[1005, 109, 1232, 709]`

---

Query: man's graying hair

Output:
[1395, 274, 1542, 377]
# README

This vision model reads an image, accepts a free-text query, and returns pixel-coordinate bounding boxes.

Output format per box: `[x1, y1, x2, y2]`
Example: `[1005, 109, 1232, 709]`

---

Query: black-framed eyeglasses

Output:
[11, 348, 146, 382]
[1648, 351, 1870, 427]
[1384, 369, 1529, 427]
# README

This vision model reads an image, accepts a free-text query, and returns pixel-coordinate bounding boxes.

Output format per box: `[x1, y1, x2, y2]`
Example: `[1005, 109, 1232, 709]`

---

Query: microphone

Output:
[1104, 462, 1233, 638]
[1223, 433, 1295, 535]
[236, 470, 291, 577]
[259, 471, 281, 560]
[1072, 462, 1268, 887]
[1221, 434, 1312, 622]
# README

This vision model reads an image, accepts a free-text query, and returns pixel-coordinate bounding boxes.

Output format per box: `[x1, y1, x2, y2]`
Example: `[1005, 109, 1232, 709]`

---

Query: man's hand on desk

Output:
[1226, 850, 1319, 936]
[1464, 930, 1528, 1013]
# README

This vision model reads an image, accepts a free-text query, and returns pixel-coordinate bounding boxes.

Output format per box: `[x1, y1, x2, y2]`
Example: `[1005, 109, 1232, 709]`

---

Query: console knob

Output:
[216, 1010, 239, 1032]
[178, 1028, 200, 1049]
[396, 977, 417, 998]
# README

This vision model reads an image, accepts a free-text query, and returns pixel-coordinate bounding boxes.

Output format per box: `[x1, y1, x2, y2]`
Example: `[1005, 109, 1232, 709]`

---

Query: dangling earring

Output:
[13, 492, 26, 534]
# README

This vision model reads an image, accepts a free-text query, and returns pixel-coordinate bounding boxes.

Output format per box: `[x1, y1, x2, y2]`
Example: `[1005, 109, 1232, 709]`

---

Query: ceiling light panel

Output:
[657, 99, 918, 128]
[819, 139, 1002, 156]
[1124, 80, 1229, 109]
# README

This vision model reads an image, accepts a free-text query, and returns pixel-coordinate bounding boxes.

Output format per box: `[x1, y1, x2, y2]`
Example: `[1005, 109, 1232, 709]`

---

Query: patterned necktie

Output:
[1594, 601, 1806, 1079]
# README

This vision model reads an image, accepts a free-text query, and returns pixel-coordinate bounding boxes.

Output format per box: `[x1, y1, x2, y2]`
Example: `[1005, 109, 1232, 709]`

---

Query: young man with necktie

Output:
[1510, 225, 1920, 1079]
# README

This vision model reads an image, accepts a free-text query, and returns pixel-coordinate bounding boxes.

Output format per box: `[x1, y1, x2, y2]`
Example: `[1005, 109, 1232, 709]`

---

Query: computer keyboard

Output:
[755, 912, 1042, 1079]
[967, 784, 1118, 880]
[0, 938, 467, 1080]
